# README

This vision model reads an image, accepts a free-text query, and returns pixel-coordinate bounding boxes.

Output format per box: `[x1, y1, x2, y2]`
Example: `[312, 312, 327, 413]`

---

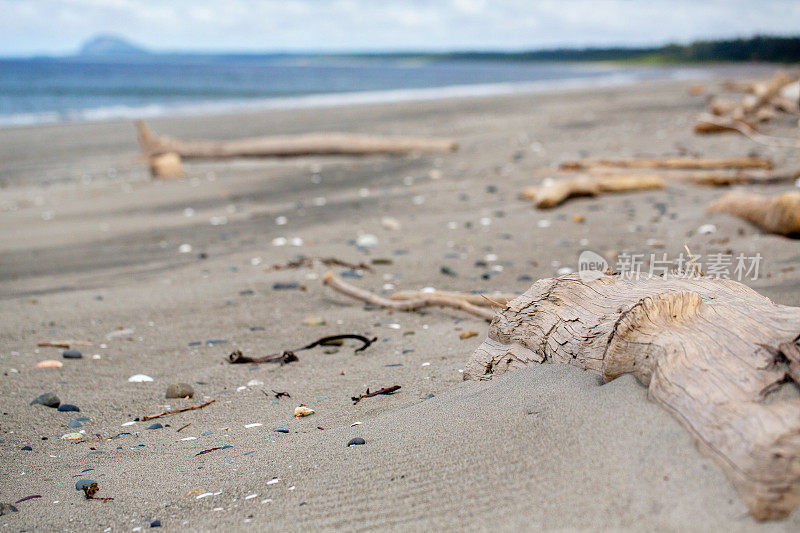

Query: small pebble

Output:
[57, 404, 80, 412]
[75, 479, 95, 491]
[151, 520, 162, 528]
[355, 234, 379, 248]
[273, 282, 300, 290]
[273, 428, 289, 433]
[21, 445, 33, 451]
[30, 392, 60, 408]
[62, 349, 82, 359]
[347, 437, 366, 447]
[302, 316, 326, 326]
[68, 420, 83, 428]
[165, 383, 194, 399]
[128, 374, 154, 383]
[440, 265, 457, 277]
[0, 503, 18, 516]
[147, 423, 163, 430]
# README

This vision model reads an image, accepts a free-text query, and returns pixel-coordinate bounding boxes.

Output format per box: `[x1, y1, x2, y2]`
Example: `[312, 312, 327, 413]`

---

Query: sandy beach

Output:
[2, 68, 800, 531]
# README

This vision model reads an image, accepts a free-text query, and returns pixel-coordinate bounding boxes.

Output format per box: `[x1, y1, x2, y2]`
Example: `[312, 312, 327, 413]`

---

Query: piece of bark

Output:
[520, 175, 664, 209]
[390, 290, 517, 307]
[707, 191, 800, 237]
[136, 120, 457, 159]
[694, 116, 759, 135]
[149, 152, 183, 179]
[464, 273, 800, 520]
[560, 157, 773, 171]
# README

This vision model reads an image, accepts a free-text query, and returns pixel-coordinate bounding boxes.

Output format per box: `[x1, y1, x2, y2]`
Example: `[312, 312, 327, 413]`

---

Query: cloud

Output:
[0, 0, 798, 55]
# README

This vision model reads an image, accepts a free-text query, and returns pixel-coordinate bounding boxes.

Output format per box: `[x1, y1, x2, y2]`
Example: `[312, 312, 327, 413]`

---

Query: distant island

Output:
[73, 34, 799, 63]
[78, 35, 150, 57]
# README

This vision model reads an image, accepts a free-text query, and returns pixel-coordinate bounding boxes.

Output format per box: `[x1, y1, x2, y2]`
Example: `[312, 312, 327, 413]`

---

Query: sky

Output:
[1, 0, 799, 56]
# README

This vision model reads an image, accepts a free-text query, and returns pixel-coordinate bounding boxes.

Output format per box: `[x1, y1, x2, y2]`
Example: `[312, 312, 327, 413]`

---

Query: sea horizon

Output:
[0, 57, 716, 129]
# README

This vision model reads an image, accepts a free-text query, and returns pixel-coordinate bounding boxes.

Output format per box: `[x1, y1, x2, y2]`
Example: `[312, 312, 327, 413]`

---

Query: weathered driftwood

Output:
[322, 271, 494, 321]
[149, 152, 183, 179]
[391, 290, 517, 307]
[694, 115, 800, 148]
[463, 273, 800, 520]
[520, 175, 664, 209]
[560, 157, 773, 171]
[707, 191, 800, 237]
[136, 120, 458, 159]
[693, 116, 758, 135]
[584, 167, 797, 187]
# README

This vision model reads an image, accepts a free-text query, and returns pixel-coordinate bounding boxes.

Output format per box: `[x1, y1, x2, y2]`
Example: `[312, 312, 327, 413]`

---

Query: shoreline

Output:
[0, 62, 755, 131]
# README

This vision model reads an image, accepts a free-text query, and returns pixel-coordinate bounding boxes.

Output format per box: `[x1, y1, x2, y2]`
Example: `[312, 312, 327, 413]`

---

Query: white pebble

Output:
[557, 267, 574, 276]
[381, 217, 401, 231]
[178, 244, 192, 254]
[537, 219, 551, 228]
[275, 216, 288, 225]
[245, 494, 258, 500]
[128, 374, 153, 383]
[272, 237, 288, 247]
[266, 477, 280, 485]
[289, 237, 304, 246]
[183, 208, 195, 217]
[356, 234, 379, 248]
[698, 224, 717, 235]
[244, 423, 263, 429]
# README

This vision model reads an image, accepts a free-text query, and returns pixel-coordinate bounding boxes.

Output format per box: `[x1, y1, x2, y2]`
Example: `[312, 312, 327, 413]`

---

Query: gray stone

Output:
[30, 393, 60, 408]
[165, 383, 194, 399]
[62, 349, 82, 359]
[347, 437, 366, 447]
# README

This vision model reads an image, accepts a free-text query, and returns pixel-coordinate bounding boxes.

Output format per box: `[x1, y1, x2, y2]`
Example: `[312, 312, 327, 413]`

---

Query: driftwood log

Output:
[707, 191, 800, 237]
[559, 157, 773, 171]
[463, 273, 800, 521]
[520, 175, 664, 208]
[136, 120, 457, 159]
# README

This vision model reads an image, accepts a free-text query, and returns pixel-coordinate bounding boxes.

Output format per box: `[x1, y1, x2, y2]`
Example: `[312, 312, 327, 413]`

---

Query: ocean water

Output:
[0, 57, 706, 127]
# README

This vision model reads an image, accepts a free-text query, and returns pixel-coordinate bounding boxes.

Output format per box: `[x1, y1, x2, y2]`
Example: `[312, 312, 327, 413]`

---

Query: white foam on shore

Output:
[0, 66, 712, 129]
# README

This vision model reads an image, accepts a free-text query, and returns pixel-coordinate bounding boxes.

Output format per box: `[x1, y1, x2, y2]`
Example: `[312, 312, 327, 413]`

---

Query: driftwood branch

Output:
[707, 191, 800, 237]
[322, 271, 495, 321]
[136, 120, 458, 159]
[559, 157, 773, 171]
[464, 273, 800, 520]
[520, 175, 664, 209]
[390, 290, 517, 307]
[694, 115, 800, 148]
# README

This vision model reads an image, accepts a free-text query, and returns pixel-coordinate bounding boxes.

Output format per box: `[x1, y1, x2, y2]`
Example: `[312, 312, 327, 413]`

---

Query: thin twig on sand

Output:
[141, 399, 216, 421]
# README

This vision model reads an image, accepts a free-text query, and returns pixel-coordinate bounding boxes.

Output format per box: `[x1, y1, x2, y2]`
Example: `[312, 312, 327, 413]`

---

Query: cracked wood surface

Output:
[464, 274, 800, 521]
